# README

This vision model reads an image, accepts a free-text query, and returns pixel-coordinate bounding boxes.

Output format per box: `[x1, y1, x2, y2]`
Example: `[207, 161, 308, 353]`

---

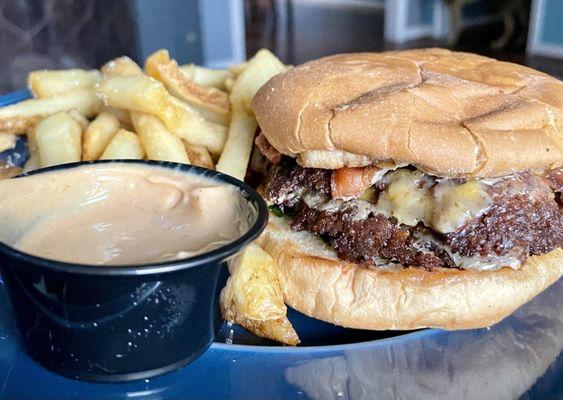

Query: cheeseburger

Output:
[249, 48, 562, 330]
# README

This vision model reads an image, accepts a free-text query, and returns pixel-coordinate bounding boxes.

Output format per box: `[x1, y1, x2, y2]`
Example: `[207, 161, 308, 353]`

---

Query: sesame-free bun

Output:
[258, 215, 563, 330]
[251, 48, 563, 178]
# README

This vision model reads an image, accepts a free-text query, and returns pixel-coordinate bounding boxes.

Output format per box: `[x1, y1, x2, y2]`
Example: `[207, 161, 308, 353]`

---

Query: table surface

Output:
[0, 278, 560, 400]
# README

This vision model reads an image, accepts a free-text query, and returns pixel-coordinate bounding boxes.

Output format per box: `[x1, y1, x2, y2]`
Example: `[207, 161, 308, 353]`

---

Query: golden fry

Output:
[22, 152, 39, 173]
[221, 244, 286, 321]
[0, 134, 17, 153]
[228, 62, 248, 77]
[130, 112, 189, 163]
[220, 244, 300, 345]
[68, 109, 89, 131]
[101, 56, 143, 79]
[0, 165, 22, 179]
[229, 49, 287, 113]
[35, 112, 82, 167]
[222, 304, 300, 346]
[22, 129, 39, 173]
[28, 69, 101, 98]
[0, 89, 101, 135]
[184, 142, 214, 169]
[97, 75, 226, 154]
[224, 77, 235, 92]
[82, 112, 121, 161]
[100, 129, 145, 160]
[215, 110, 257, 180]
[101, 107, 132, 129]
[146, 49, 230, 125]
[217, 49, 286, 179]
[179, 64, 232, 90]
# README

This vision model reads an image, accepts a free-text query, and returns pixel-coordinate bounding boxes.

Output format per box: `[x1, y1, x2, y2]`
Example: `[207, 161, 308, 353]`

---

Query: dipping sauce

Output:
[0, 163, 255, 265]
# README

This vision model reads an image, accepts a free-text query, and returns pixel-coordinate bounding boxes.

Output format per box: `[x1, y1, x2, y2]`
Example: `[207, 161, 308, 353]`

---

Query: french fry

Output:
[28, 69, 101, 98]
[22, 150, 39, 173]
[223, 305, 300, 346]
[101, 56, 143, 79]
[145, 49, 230, 125]
[101, 107, 132, 129]
[100, 129, 145, 160]
[215, 111, 257, 180]
[184, 142, 214, 169]
[0, 165, 22, 179]
[216, 49, 286, 179]
[0, 88, 101, 135]
[22, 129, 39, 173]
[0, 134, 17, 153]
[229, 62, 248, 77]
[220, 243, 300, 346]
[179, 64, 232, 90]
[221, 244, 286, 321]
[82, 112, 121, 161]
[35, 112, 82, 167]
[97, 75, 226, 154]
[68, 109, 89, 131]
[130, 112, 189, 163]
[229, 49, 287, 113]
[224, 77, 235, 92]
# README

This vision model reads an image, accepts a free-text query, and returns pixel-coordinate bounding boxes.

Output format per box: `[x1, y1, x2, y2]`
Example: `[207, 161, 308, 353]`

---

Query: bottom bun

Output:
[258, 215, 563, 330]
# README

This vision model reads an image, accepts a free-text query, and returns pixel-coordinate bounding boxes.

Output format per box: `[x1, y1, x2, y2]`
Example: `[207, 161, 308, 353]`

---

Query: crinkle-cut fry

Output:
[0, 88, 101, 135]
[100, 128, 145, 160]
[131, 112, 190, 164]
[146, 49, 230, 125]
[97, 75, 226, 155]
[82, 112, 121, 161]
[28, 69, 101, 98]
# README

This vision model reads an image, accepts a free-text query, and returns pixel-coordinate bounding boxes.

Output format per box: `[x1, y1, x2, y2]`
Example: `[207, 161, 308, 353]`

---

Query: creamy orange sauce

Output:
[0, 163, 253, 265]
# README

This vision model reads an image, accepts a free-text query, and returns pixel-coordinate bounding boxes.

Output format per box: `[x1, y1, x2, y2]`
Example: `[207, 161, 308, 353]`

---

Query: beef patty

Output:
[265, 158, 562, 270]
[292, 203, 457, 270]
[445, 173, 563, 260]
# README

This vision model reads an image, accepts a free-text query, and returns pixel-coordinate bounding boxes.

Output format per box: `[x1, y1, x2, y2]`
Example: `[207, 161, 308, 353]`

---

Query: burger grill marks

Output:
[265, 157, 563, 270]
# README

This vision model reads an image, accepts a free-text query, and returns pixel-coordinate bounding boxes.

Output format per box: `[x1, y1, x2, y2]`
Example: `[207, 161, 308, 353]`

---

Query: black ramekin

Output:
[0, 160, 268, 382]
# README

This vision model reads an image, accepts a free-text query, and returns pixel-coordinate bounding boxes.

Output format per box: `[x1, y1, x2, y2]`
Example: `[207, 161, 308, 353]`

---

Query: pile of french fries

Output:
[0, 48, 285, 180]
[0, 48, 300, 345]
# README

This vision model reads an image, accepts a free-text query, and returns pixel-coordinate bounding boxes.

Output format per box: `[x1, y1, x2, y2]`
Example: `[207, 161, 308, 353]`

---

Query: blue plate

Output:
[0, 91, 561, 399]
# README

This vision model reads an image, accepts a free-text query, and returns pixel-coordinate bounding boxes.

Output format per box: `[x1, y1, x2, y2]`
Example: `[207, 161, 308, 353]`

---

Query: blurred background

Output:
[0, 0, 562, 93]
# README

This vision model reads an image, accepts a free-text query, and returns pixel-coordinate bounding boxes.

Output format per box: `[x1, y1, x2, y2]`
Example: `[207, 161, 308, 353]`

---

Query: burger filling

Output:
[259, 142, 562, 271]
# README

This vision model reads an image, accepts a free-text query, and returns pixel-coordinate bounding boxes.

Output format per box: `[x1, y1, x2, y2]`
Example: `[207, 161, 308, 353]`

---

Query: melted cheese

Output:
[376, 170, 431, 226]
[375, 170, 492, 233]
[426, 180, 492, 233]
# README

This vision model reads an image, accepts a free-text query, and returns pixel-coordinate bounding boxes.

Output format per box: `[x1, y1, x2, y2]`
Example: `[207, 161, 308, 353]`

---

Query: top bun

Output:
[251, 48, 563, 178]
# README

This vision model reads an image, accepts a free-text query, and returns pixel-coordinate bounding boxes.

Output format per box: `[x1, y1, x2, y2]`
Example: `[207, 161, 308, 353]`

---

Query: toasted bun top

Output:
[252, 48, 563, 177]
